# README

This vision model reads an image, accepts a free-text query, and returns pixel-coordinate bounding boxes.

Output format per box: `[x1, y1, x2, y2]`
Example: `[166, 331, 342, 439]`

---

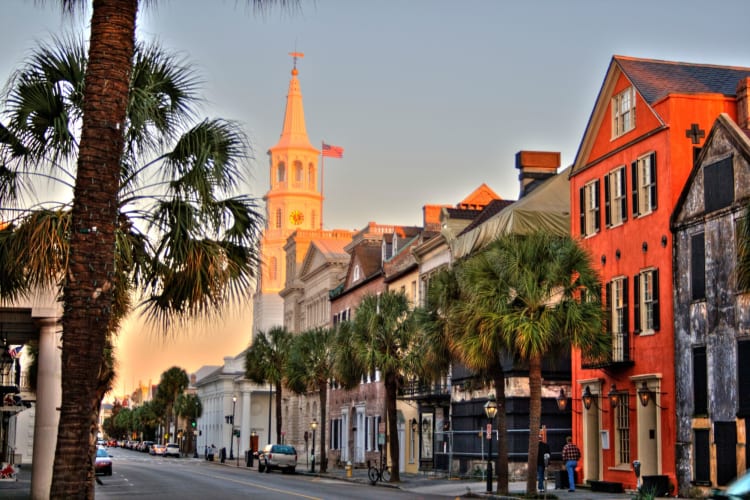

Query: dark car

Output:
[711, 470, 750, 498]
[257, 444, 297, 473]
[95, 447, 113, 476]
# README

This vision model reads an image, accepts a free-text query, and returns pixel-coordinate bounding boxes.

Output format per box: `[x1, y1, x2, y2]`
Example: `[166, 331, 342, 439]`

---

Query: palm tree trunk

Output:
[275, 381, 283, 443]
[318, 380, 328, 472]
[493, 365, 509, 494]
[385, 371, 400, 482]
[526, 354, 543, 495]
[52, 0, 137, 498]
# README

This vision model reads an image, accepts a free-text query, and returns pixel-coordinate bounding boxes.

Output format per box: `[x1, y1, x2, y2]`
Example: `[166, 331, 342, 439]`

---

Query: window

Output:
[691, 233, 706, 301]
[605, 166, 628, 227]
[634, 268, 660, 334]
[275, 208, 282, 229]
[269, 257, 277, 282]
[579, 180, 600, 236]
[294, 161, 303, 185]
[614, 393, 630, 465]
[704, 156, 734, 212]
[311, 210, 316, 230]
[277, 162, 286, 183]
[739, 341, 750, 416]
[607, 277, 629, 362]
[693, 346, 707, 415]
[331, 418, 341, 450]
[308, 164, 315, 189]
[353, 265, 361, 282]
[631, 153, 657, 217]
[612, 86, 635, 137]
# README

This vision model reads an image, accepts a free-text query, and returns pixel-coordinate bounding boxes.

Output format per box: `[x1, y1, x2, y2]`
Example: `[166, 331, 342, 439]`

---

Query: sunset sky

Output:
[3, 0, 750, 396]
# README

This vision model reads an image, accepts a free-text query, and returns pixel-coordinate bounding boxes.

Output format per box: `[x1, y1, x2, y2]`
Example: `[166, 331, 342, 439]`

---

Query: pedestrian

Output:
[537, 433, 551, 493]
[562, 436, 581, 492]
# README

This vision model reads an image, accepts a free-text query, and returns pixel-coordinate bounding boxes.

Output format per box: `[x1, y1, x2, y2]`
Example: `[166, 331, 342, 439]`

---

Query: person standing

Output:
[537, 434, 551, 492]
[562, 436, 581, 492]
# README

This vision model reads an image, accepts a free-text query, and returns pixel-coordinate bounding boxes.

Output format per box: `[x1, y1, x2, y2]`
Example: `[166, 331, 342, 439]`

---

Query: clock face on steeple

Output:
[289, 210, 304, 226]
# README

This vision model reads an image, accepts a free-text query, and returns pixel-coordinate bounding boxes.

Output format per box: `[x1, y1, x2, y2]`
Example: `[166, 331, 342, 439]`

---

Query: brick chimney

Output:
[515, 150, 560, 197]
[737, 77, 750, 129]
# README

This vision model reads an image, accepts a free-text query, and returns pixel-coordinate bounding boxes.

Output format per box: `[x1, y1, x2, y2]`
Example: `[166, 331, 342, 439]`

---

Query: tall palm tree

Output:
[4, 1, 290, 496]
[155, 367, 190, 444]
[286, 326, 336, 472]
[414, 267, 510, 494]
[457, 231, 607, 495]
[0, 33, 264, 496]
[245, 326, 292, 444]
[336, 291, 416, 483]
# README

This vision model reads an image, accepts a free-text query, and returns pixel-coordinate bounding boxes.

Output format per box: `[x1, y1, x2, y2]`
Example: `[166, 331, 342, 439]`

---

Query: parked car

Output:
[164, 443, 180, 457]
[257, 444, 297, 473]
[711, 469, 750, 498]
[139, 441, 154, 453]
[150, 443, 166, 456]
[95, 447, 113, 476]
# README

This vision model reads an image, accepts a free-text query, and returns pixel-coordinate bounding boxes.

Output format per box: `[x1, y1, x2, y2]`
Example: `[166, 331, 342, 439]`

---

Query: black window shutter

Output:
[623, 277, 629, 334]
[715, 422, 737, 486]
[694, 429, 711, 484]
[738, 341, 750, 416]
[594, 179, 601, 232]
[691, 233, 706, 301]
[652, 269, 660, 331]
[633, 273, 641, 333]
[605, 282, 612, 334]
[579, 187, 585, 235]
[649, 152, 658, 211]
[693, 346, 708, 415]
[631, 161, 639, 217]
[620, 166, 628, 221]
[605, 173, 612, 227]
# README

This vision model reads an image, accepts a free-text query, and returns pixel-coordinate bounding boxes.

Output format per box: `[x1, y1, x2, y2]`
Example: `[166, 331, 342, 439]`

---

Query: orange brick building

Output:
[569, 56, 750, 493]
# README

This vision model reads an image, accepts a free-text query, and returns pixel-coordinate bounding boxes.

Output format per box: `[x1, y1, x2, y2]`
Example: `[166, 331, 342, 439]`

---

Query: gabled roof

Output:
[457, 183, 500, 209]
[298, 237, 351, 280]
[572, 55, 750, 175]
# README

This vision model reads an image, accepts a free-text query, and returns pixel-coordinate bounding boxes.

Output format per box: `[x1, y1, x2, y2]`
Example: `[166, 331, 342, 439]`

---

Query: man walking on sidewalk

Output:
[562, 436, 581, 492]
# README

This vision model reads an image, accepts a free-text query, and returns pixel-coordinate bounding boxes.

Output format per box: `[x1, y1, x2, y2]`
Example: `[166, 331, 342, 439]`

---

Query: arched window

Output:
[275, 208, 282, 228]
[311, 210, 317, 230]
[294, 161, 303, 185]
[308, 164, 315, 189]
[277, 162, 286, 183]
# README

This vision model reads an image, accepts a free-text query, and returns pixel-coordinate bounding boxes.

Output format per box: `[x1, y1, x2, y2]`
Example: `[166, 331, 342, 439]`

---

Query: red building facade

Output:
[569, 56, 750, 492]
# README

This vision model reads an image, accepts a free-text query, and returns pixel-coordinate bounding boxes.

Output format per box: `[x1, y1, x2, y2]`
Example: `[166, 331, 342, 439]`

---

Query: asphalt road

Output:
[95, 448, 446, 500]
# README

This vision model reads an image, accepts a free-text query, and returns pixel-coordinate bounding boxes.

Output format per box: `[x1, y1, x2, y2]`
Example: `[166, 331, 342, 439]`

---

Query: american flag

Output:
[9, 345, 22, 359]
[322, 142, 344, 159]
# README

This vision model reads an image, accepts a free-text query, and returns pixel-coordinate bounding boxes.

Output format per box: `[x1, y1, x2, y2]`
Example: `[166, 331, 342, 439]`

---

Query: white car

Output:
[164, 443, 180, 457]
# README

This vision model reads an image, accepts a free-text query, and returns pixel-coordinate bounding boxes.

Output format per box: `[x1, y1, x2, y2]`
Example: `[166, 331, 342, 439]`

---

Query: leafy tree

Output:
[286, 326, 336, 472]
[245, 326, 292, 444]
[155, 367, 189, 444]
[0, 31, 264, 497]
[335, 291, 417, 482]
[0, 0, 289, 495]
[414, 267, 509, 494]
[455, 231, 607, 494]
[175, 393, 202, 453]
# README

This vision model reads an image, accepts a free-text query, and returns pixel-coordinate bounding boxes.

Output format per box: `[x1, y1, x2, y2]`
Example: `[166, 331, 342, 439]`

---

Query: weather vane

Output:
[289, 51, 304, 70]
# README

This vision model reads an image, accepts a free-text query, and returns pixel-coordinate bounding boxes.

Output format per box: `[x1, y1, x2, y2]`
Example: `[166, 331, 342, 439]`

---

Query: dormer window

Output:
[353, 265, 361, 282]
[612, 86, 635, 138]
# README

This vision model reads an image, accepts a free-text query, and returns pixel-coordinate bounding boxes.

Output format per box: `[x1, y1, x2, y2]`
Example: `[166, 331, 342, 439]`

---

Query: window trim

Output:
[605, 166, 628, 228]
[631, 152, 657, 218]
[579, 179, 601, 237]
[612, 86, 636, 138]
[634, 267, 660, 335]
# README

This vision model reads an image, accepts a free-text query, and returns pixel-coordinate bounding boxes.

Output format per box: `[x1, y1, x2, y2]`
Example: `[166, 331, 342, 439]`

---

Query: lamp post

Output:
[310, 419, 318, 473]
[229, 395, 236, 460]
[484, 395, 498, 494]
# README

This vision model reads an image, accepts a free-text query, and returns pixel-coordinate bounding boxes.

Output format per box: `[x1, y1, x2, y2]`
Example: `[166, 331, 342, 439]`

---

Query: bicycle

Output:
[367, 461, 390, 484]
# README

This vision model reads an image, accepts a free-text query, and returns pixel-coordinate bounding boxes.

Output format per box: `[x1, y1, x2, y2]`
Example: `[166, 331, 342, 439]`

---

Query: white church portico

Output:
[194, 351, 274, 462]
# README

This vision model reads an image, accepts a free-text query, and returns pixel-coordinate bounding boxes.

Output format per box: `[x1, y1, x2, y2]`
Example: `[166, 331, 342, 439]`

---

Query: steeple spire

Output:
[270, 52, 316, 152]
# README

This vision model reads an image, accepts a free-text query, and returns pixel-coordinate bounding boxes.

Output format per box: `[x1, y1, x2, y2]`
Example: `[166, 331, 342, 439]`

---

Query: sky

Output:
[4, 0, 750, 397]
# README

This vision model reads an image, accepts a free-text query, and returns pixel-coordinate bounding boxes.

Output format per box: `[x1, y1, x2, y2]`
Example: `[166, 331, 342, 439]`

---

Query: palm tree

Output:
[456, 230, 607, 495]
[155, 367, 190, 444]
[2, 1, 289, 495]
[0, 33, 264, 496]
[416, 266, 510, 494]
[286, 326, 336, 472]
[245, 326, 292, 444]
[335, 291, 417, 483]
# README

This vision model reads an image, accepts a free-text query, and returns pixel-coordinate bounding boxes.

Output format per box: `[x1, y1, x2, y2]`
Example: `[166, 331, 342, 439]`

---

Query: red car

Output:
[95, 447, 113, 476]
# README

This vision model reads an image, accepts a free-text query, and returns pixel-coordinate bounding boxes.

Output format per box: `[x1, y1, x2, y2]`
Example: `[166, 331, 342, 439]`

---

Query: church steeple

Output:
[269, 52, 317, 153]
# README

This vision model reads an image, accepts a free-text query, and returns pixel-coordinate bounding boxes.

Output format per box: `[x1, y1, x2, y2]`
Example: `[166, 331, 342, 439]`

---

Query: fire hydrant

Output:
[346, 461, 352, 478]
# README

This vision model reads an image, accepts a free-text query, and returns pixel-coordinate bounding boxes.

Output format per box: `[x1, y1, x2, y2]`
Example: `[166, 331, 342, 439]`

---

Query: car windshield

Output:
[96, 448, 108, 458]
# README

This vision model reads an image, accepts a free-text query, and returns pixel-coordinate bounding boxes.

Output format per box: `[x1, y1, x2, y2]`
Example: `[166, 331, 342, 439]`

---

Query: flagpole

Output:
[320, 141, 325, 230]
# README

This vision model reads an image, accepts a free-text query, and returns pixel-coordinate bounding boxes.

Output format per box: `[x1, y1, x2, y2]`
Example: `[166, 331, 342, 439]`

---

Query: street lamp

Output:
[310, 419, 318, 473]
[229, 395, 236, 460]
[484, 395, 498, 494]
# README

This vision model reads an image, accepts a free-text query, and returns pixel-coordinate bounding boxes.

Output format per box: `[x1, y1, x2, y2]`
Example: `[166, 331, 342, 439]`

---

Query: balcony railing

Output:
[582, 330, 634, 369]
[399, 379, 451, 400]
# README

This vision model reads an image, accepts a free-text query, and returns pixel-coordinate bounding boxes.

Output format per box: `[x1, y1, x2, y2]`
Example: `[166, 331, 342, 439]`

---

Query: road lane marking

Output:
[190, 470, 323, 499]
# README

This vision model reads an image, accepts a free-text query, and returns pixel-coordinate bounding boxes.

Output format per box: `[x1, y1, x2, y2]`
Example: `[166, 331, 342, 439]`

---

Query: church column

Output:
[30, 318, 61, 500]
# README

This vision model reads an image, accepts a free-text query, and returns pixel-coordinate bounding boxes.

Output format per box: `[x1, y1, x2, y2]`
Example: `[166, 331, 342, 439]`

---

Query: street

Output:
[95, 448, 446, 500]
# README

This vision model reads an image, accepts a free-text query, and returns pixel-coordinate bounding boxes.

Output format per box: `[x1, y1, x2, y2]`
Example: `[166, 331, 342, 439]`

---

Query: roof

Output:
[458, 199, 516, 236]
[616, 56, 750, 104]
[451, 169, 570, 260]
